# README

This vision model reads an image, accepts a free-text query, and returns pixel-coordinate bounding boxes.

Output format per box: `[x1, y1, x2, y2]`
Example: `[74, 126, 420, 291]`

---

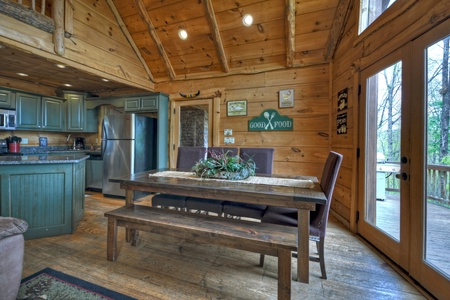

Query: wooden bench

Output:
[105, 205, 298, 300]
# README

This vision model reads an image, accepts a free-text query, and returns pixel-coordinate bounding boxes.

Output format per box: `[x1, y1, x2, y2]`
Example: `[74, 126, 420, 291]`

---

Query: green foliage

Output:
[192, 150, 256, 180]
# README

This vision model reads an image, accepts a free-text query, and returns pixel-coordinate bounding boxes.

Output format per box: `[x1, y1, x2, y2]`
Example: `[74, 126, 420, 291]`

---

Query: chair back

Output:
[207, 147, 238, 158]
[177, 147, 207, 169]
[310, 151, 343, 236]
[239, 148, 275, 175]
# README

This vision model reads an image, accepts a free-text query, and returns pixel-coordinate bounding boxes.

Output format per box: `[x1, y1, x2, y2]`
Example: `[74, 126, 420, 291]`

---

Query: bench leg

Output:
[278, 249, 291, 300]
[106, 217, 118, 261]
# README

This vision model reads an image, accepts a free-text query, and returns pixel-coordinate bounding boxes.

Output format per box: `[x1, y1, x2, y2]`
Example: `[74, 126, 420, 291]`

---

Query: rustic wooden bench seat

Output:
[104, 204, 297, 299]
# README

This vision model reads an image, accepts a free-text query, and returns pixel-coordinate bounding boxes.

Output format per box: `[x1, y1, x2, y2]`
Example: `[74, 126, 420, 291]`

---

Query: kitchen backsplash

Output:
[0, 131, 99, 147]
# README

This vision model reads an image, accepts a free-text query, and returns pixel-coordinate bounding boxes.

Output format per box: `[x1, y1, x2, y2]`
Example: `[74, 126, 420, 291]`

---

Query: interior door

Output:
[359, 19, 450, 299]
[170, 99, 215, 167]
[358, 48, 410, 269]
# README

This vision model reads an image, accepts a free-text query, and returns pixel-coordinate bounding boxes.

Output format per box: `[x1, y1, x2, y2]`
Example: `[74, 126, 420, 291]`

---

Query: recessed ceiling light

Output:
[178, 29, 188, 40]
[63, 83, 72, 87]
[242, 14, 253, 27]
[101, 78, 109, 82]
[55, 64, 66, 68]
[16, 72, 28, 77]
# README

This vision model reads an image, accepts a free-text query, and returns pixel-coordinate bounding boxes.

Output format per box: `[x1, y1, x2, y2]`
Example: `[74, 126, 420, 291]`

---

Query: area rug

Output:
[17, 268, 136, 300]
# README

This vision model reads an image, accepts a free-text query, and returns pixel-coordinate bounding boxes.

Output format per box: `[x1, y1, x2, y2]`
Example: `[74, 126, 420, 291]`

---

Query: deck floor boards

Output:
[21, 192, 428, 299]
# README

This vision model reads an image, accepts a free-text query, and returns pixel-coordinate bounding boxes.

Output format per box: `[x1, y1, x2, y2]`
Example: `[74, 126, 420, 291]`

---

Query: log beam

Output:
[323, 0, 354, 61]
[285, 0, 296, 67]
[0, 0, 54, 34]
[106, 0, 155, 83]
[204, 0, 229, 73]
[53, 0, 65, 55]
[134, 0, 176, 80]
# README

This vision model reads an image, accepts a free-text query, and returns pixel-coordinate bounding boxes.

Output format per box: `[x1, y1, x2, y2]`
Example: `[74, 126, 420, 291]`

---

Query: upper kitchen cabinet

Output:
[64, 92, 86, 132]
[16, 93, 42, 130]
[124, 95, 158, 112]
[0, 89, 15, 109]
[16, 92, 65, 131]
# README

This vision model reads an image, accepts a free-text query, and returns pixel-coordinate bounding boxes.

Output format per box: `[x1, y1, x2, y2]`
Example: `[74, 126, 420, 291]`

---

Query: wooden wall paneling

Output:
[296, 7, 336, 35]
[274, 161, 324, 178]
[0, 77, 56, 96]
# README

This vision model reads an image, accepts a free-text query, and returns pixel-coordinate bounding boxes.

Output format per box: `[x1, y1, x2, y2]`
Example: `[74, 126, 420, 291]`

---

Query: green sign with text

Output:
[248, 109, 293, 131]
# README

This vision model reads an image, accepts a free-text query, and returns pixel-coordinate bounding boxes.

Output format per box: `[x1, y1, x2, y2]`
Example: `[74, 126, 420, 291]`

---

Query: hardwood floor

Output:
[22, 192, 428, 299]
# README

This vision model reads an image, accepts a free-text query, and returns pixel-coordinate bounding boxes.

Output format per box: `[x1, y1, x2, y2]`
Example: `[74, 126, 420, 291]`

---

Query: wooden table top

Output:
[116, 169, 326, 210]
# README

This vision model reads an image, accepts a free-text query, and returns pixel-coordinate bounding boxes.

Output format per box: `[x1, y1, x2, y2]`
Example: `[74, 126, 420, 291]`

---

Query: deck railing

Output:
[385, 164, 450, 204]
[14, 0, 48, 16]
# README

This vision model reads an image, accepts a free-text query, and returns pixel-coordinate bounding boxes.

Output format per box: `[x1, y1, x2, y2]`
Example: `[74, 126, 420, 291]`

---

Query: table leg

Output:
[125, 189, 136, 244]
[106, 217, 117, 261]
[278, 249, 291, 299]
[297, 209, 310, 283]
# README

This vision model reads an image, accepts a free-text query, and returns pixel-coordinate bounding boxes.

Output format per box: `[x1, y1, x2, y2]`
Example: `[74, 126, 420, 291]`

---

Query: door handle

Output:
[395, 172, 408, 180]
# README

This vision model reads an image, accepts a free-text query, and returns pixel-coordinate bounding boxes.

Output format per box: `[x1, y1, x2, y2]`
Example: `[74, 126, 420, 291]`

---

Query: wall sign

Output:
[227, 100, 247, 116]
[337, 113, 347, 134]
[248, 109, 293, 131]
[338, 88, 348, 111]
[279, 89, 294, 108]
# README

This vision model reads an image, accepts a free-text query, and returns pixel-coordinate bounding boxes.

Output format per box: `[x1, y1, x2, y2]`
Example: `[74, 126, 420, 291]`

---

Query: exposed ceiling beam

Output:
[134, 0, 176, 80]
[107, 0, 155, 83]
[204, 0, 229, 73]
[285, 0, 296, 67]
[323, 0, 354, 61]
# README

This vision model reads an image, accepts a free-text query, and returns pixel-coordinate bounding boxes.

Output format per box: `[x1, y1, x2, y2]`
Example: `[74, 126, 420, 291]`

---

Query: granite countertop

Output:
[0, 153, 89, 165]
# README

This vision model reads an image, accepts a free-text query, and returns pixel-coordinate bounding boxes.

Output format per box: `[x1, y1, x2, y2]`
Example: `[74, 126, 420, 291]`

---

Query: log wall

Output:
[330, 0, 450, 229]
[156, 64, 331, 180]
[0, 0, 152, 93]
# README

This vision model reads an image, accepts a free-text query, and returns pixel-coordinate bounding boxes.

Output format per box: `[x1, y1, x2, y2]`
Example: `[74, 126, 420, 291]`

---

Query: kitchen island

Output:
[0, 153, 88, 239]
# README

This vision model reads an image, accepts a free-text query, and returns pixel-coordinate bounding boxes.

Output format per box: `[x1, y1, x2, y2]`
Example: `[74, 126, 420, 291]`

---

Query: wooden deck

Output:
[21, 192, 429, 299]
[377, 194, 450, 277]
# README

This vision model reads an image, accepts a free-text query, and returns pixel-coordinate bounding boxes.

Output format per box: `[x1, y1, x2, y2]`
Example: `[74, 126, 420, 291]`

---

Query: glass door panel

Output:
[424, 36, 450, 278]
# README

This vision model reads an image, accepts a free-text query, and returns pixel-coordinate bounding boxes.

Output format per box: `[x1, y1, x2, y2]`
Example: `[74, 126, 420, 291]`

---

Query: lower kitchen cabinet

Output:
[0, 160, 85, 239]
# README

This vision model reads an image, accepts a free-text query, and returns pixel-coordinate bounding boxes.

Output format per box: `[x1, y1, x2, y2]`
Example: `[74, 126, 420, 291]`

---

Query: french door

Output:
[359, 19, 450, 298]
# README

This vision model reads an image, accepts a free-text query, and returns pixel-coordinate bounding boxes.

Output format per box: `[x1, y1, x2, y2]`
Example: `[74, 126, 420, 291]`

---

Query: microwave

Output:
[0, 109, 16, 130]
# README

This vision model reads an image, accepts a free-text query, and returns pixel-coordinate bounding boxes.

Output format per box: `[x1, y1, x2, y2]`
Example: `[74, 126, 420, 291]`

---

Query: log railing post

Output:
[53, 0, 65, 55]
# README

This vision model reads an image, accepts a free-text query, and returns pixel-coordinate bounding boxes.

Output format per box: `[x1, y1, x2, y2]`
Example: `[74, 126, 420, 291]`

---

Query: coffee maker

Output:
[75, 137, 85, 149]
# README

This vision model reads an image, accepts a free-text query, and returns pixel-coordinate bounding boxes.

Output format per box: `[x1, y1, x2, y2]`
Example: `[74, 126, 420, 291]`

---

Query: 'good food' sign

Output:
[248, 109, 293, 131]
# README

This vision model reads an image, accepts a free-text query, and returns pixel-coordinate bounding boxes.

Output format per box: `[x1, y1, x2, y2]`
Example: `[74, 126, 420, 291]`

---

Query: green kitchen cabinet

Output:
[85, 108, 99, 133]
[0, 89, 15, 109]
[0, 160, 86, 240]
[42, 97, 65, 131]
[16, 92, 41, 129]
[124, 95, 158, 112]
[64, 92, 87, 132]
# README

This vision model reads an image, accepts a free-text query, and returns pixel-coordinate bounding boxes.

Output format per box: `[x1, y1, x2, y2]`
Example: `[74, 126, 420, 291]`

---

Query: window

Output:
[359, 0, 396, 34]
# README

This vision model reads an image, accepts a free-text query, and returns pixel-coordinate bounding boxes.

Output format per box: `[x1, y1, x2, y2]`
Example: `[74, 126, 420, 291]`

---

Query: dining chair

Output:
[185, 147, 238, 215]
[259, 151, 343, 279]
[152, 146, 207, 210]
[222, 147, 275, 219]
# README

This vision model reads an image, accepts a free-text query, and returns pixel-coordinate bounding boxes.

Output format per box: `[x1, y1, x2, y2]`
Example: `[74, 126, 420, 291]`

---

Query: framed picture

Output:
[279, 89, 294, 108]
[337, 88, 348, 111]
[227, 100, 247, 116]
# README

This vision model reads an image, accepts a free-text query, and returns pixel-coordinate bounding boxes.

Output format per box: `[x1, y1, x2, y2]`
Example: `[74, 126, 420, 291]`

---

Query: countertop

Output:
[0, 153, 89, 165]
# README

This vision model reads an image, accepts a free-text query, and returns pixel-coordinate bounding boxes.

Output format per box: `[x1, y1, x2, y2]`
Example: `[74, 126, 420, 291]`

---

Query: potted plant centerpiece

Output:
[192, 150, 256, 180]
[5, 135, 22, 153]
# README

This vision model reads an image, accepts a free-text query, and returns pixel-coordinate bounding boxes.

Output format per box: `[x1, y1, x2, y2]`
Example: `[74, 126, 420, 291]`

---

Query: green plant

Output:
[192, 150, 256, 180]
[5, 135, 22, 143]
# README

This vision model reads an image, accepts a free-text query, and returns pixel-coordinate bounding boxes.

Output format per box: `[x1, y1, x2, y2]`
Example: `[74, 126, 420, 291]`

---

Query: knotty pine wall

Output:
[156, 63, 332, 181]
[330, 0, 450, 230]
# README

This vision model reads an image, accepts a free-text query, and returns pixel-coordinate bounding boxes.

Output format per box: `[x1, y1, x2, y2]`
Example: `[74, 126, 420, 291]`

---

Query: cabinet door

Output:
[85, 108, 99, 133]
[124, 97, 141, 112]
[16, 93, 41, 129]
[42, 97, 64, 131]
[141, 96, 158, 111]
[0, 89, 15, 109]
[66, 94, 85, 131]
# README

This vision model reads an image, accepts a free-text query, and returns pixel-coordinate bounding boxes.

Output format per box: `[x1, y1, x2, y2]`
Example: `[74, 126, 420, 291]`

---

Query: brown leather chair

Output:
[185, 147, 238, 215]
[152, 147, 207, 210]
[222, 148, 275, 219]
[260, 151, 343, 279]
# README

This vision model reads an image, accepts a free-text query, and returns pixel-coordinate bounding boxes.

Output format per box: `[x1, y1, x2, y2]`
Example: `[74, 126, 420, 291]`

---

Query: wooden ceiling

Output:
[112, 0, 342, 82]
[0, 0, 347, 94]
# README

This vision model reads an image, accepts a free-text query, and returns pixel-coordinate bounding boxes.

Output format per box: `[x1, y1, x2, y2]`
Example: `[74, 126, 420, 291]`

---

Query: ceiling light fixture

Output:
[55, 64, 66, 68]
[63, 83, 72, 87]
[242, 14, 253, 27]
[178, 29, 188, 40]
[16, 72, 28, 77]
[101, 78, 109, 82]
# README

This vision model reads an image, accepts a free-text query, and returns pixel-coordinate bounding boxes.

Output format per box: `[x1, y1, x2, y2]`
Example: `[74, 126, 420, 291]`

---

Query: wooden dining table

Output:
[116, 168, 327, 284]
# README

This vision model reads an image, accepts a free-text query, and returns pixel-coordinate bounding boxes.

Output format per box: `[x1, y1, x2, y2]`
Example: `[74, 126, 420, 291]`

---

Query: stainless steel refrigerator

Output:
[102, 114, 157, 197]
